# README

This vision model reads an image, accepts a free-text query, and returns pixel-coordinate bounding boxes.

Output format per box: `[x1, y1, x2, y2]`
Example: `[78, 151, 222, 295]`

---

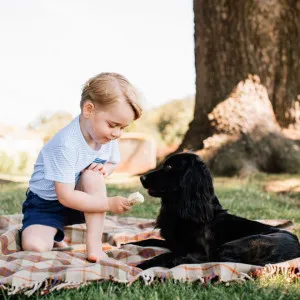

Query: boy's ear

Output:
[82, 101, 95, 118]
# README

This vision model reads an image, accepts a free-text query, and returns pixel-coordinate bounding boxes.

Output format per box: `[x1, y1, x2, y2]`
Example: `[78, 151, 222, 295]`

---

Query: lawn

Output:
[0, 173, 299, 300]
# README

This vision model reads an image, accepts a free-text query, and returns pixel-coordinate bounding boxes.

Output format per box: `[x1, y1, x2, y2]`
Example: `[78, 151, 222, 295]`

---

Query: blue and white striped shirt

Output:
[29, 115, 120, 200]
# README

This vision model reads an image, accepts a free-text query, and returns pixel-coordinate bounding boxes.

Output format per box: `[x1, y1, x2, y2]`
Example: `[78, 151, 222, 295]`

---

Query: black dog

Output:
[129, 152, 300, 270]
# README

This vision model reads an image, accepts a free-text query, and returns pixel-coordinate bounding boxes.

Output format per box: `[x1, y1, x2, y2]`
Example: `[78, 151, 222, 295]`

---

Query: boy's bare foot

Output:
[54, 240, 69, 248]
[87, 251, 109, 263]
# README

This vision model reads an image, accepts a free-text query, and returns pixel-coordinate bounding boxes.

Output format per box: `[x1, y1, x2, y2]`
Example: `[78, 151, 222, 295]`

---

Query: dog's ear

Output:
[178, 160, 215, 223]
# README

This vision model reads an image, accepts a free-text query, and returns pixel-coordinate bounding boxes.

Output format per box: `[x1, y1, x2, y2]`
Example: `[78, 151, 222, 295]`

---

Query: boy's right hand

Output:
[108, 196, 131, 214]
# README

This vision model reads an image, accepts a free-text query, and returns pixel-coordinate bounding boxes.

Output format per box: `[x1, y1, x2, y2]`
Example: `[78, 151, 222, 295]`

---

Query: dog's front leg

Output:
[123, 239, 168, 248]
[136, 252, 178, 270]
[136, 252, 208, 270]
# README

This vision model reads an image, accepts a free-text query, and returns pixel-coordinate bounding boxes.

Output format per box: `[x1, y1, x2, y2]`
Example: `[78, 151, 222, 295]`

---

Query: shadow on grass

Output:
[0, 178, 15, 184]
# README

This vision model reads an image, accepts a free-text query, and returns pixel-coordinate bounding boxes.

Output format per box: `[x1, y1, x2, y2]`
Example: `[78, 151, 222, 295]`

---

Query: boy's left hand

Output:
[85, 163, 108, 177]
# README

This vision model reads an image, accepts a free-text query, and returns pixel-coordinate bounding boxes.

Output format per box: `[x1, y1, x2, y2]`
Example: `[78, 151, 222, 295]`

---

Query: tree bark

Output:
[178, 0, 300, 175]
[273, 0, 300, 126]
[181, 0, 300, 153]
[179, 0, 212, 151]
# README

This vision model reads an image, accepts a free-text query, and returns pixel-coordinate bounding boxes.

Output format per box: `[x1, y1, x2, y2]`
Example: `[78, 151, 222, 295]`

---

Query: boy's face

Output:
[83, 100, 135, 146]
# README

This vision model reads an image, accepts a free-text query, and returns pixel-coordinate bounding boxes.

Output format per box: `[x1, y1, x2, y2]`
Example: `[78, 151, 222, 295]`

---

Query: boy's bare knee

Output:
[77, 170, 106, 194]
[80, 170, 105, 184]
[21, 225, 56, 252]
[22, 238, 53, 252]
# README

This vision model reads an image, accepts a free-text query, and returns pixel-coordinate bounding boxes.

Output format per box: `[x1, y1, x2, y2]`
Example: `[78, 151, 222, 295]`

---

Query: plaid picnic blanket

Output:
[0, 214, 299, 296]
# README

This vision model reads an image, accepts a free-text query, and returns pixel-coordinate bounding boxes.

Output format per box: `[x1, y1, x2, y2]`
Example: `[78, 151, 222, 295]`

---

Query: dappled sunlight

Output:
[265, 179, 300, 193]
[194, 76, 300, 176]
[257, 274, 300, 290]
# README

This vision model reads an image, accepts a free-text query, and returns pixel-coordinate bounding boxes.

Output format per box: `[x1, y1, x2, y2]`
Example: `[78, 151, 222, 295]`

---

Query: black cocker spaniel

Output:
[130, 152, 300, 270]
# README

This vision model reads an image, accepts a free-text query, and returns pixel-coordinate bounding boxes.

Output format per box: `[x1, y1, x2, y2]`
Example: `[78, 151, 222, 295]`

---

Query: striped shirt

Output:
[29, 115, 120, 200]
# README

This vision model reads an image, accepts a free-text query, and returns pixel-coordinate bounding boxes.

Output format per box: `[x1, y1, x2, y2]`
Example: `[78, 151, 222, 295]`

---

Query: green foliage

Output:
[126, 96, 195, 146]
[25, 98, 194, 148]
[0, 152, 14, 173]
[125, 111, 163, 145]
[154, 97, 194, 145]
[0, 152, 31, 175]
[18, 152, 29, 172]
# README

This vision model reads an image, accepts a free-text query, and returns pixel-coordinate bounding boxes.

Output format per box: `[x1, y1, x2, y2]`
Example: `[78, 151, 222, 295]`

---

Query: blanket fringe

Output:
[128, 268, 254, 286]
[47, 281, 91, 293]
[7, 284, 29, 296]
[263, 264, 289, 277]
[238, 272, 253, 281]
[4, 279, 90, 297]
[1, 265, 298, 296]
[141, 271, 155, 285]
[24, 281, 44, 297]
[5, 280, 47, 297]
[254, 263, 300, 282]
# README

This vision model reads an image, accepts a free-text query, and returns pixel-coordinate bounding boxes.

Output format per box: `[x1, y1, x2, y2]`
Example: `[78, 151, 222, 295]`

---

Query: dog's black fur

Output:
[129, 152, 300, 269]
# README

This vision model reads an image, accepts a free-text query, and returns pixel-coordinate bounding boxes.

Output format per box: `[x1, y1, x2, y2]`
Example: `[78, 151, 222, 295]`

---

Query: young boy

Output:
[21, 72, 142, 262]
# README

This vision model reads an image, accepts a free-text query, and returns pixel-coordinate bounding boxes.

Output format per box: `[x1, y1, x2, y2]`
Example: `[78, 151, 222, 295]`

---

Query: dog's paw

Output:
[128, 192, 144, 206]
[136, 260, 152, 270]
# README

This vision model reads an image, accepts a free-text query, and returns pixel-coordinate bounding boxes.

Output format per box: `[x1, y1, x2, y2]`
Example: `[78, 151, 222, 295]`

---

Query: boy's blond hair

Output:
[80, 72, 142, 120]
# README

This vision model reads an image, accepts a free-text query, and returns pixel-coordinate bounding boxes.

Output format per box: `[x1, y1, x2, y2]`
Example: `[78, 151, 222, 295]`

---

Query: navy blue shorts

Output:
[21, 190, 85, 242]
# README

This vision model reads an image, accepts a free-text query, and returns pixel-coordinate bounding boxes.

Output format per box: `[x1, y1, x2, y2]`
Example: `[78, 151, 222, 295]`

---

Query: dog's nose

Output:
[140, 175, 146, 183]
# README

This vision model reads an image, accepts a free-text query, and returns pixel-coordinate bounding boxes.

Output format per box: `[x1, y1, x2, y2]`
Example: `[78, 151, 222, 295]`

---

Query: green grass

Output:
[0, 174, 299, 300]
[2, 278, 300, 300]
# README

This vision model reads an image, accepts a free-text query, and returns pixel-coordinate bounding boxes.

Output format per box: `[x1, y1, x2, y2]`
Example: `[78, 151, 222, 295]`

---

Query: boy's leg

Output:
[21, 224, 57, 252]
[76, 170, 108, 262]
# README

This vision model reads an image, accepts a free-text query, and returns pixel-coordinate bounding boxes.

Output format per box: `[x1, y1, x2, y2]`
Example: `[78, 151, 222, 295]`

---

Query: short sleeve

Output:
[109, 140, 121, 164]
[42, 146, 77, 183]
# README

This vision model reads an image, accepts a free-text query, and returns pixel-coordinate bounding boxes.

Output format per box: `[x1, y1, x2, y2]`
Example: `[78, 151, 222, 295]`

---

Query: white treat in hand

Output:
[128, 192, 144, 205]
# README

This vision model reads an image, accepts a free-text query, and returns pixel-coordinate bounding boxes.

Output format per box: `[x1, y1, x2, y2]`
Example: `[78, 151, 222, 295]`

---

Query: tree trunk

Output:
[178, 0, 300, 175]
[273, 0, 300, 127]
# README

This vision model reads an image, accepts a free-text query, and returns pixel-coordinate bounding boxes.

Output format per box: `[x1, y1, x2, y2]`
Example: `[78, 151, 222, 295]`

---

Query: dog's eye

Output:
[164, 165, 172, 171]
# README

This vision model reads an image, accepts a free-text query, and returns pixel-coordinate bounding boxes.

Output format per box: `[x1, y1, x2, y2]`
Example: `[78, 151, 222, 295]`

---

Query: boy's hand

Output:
[85, 163, 108, 177]
[108, 196, 131, 214]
